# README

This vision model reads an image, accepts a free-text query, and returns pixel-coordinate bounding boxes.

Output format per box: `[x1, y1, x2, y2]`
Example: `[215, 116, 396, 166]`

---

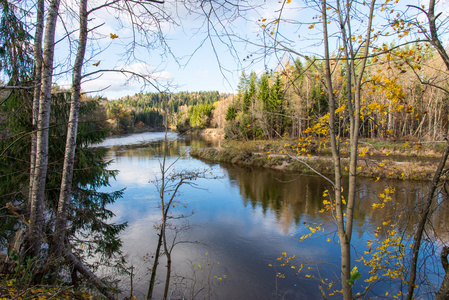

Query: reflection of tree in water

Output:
[221, 165, 449, 240]
[428, 187, 449, 243]
[355, 178, 449, 242]
[224, 166, 330, 230]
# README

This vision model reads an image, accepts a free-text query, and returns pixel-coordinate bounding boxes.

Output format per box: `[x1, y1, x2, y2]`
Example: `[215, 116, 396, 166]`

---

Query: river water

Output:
[95, 132, 447, 299]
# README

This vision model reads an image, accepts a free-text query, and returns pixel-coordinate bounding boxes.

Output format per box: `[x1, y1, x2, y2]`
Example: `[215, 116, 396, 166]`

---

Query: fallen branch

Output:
[63, 249, 115, 299]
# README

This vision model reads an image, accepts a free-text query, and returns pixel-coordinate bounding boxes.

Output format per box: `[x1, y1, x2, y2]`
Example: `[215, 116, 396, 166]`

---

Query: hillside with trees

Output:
[103, 91, 231, 134]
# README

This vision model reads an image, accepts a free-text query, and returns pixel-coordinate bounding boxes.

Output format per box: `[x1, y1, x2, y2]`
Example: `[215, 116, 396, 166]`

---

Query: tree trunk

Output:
[27, 0, 61, 257]
[147, 232, 163, 300]
[54, 0, 88, 256]
[63, 250, 115, 299]
[405, 140, 449, 300]
[29, 0, 44, 207]
[321, 1, 351, 298]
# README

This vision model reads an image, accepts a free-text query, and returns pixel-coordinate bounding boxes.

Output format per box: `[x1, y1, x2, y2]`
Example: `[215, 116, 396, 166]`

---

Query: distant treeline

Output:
[104, 91, 229, 133]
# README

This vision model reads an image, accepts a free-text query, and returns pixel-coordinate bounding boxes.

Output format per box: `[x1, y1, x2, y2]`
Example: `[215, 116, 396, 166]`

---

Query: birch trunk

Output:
[27, 0, 61, 257]
[29, 0, 44, 206]
[54, 0, 88, 255]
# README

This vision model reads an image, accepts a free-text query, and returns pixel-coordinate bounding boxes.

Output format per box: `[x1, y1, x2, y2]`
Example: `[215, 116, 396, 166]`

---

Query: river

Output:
[94, 132, 447, 299]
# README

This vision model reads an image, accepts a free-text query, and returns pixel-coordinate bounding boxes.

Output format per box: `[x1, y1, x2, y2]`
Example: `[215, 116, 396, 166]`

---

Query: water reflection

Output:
[222, 163, 449, 239]
[225, 166, 331, 233]
[99, 132, 447, 299]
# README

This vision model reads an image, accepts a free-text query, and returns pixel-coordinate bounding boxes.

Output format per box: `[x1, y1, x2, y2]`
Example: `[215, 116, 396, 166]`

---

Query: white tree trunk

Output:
[54, 0, 88, 254]
[29, 0, 44, 206]
[27, 0, 61, 257]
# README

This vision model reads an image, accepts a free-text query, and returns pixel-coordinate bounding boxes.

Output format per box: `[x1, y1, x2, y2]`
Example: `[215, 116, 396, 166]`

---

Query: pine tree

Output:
[259, 72, 271, 138]
[271, 75, 285, 137]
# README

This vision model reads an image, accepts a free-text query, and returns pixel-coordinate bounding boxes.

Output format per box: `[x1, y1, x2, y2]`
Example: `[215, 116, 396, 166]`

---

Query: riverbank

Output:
[189, 128, 225, 139]
[190, 138, 446, 181]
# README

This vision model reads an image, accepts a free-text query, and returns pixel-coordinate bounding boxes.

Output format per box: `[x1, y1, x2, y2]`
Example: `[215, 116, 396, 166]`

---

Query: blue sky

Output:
[50, 0, 444, 100]
[53, 0, 305, 99]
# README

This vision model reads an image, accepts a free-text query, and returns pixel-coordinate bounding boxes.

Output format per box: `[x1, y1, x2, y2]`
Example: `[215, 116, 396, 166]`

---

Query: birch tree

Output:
[29, 0, 44, 215]
[26, 0, 61, 258]
[53, 0, 88, 258]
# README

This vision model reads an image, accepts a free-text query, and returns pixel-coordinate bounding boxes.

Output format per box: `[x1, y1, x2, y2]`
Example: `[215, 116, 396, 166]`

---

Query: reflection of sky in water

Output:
[93, 132, 178, 148]
[99, 133, 445, 299]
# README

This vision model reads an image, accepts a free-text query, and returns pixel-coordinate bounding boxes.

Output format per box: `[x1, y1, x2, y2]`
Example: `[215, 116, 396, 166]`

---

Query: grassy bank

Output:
[190, 138, 445, 181]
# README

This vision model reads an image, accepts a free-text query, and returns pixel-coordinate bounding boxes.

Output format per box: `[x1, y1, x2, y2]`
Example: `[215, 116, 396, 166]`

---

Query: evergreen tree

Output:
[271, 75, 285, 136]
[0, 0, 33, 84]
[225, 105, 236, 121]
[259, 72, 271, 138]
[236, 71, 248, 103]
[0, 90, 126, 270]
[310, 81, 328, 117]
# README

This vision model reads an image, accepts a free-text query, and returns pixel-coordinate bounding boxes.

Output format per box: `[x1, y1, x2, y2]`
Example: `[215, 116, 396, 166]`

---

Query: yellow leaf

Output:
[110, 33, 119, 39]
[92, 61, 100, 67]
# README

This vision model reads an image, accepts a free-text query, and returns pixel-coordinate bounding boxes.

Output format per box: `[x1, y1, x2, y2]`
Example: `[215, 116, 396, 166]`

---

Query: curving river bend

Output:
[94, 132, 448, 299]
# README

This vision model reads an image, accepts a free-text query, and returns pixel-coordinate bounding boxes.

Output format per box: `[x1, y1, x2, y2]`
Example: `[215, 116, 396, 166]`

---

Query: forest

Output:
[104, 90, 228, 133]
[1, 0, 449, 299]
[221, 45, 449, 143]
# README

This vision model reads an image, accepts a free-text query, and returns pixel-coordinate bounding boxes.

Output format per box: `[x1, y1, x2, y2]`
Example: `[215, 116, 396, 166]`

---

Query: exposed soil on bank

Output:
[189, 135, 446, 181]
